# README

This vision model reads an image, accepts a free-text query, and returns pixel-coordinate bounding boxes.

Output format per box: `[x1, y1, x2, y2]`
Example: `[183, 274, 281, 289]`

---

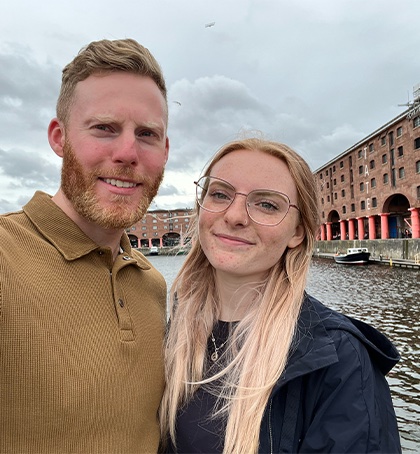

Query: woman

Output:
[160, 138, 401, 453]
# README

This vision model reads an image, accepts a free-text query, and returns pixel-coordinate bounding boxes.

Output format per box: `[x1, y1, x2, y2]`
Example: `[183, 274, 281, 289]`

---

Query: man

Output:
[0, 39, 169, 453]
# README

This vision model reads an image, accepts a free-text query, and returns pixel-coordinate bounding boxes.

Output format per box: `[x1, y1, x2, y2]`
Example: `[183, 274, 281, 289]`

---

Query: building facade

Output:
[315, 102, 420, 241]
[126, 208, 194, 248]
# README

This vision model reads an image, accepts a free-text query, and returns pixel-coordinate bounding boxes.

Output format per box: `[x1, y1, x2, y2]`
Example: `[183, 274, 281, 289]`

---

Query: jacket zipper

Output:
[268, 397, 274, 454]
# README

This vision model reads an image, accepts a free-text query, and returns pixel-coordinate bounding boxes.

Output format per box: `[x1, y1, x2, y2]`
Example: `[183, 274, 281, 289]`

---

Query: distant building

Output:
[315, 87, 420, 240]
[126, 208, 194, 248]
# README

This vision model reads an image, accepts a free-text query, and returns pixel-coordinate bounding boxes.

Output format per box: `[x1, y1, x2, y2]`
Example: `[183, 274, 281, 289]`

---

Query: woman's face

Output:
[198, 149, 305, 282]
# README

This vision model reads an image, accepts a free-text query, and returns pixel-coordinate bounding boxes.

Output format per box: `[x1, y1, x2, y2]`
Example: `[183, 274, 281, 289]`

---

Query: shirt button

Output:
[122, 256, 130, 261]
[118, 299, 124, 308]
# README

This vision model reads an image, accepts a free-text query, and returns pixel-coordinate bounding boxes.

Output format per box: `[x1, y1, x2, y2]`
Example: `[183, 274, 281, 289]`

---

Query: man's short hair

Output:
[56, 38, 167, 125]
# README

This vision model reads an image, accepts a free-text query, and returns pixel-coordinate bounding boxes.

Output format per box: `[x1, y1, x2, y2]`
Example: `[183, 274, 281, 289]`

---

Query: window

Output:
[397, 126, 402, 137]
[142, 226, 147, 230]
[381, 136, 386, 146]
[341, 175, 345, 182]
[320, 173, 323, 179]
[341, 189, 345, 197]
[369, 160, 375, 169]
[415, 137, 420, 149]
[351, 203, 355, 212]
[333, 178, 337, 186]
[398, 167, 405, 178]
[417, 186, 420, 199]
[369, 143, 374, 153]
[371, 177, 376, 188]
[372, 197, 377, 208]
[397, 146, 404, 157]
[382, 154, 388, 164]
[326, 169, 329, 176]
[358, 150, 362, 158]
[334, 192, 337, 200]
[340, 160, 344, 168]
[326, 182, 330, 189]
[333, 165, 336, 173]
[327, 195, 330, 202]
[361, 200, 366, 210]
[359, 165, 363, 175]
[342, 206, 347, 214]
[416, 160, 420, 173]
[152, 226, 157, 230]
[383, 173, 389, 184]
[360, 182, 364, 192]
[414, 116, 420, 128]
[321, 198, 324, 205]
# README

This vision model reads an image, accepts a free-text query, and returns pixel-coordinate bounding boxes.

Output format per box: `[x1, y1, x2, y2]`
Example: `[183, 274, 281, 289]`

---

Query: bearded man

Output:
[0, 39, 169, 453]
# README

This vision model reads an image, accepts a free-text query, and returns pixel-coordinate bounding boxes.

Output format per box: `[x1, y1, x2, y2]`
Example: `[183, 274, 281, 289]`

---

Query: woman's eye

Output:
[257, 201, 278, 211]
[210, 191, 231, 201]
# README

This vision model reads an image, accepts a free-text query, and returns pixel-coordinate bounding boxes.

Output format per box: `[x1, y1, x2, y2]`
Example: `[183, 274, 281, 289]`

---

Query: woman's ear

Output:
[48, 118, 65, 158]
[287, 223, 305, 249]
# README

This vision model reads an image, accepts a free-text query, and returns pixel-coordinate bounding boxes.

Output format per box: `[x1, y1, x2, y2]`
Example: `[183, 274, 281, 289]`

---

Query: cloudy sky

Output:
[1, 0, 419, 213]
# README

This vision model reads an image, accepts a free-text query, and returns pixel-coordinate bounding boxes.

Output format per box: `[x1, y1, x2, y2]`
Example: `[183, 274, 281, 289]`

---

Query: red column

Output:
[380, 213, 390, 239]
[159, 237, 163, 247]
[357, 217, 365, 240]
[368, 216, 376, 240]
[348, 219, 355, 240]
[409, 208, 420, 239]
[148, 238, 153, 247]
[326, 222, 333, 241]
[320, 224, 326, 240]
[340, 220, 347, 240]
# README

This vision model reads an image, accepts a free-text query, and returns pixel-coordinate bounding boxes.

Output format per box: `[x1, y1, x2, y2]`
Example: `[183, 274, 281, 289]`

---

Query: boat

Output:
[334, 248, 370, 265]
[149, 246, 159, 256]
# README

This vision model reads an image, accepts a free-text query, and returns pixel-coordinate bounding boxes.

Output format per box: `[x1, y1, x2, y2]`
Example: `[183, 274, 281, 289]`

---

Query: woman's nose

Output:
[223, 193, 250, 226]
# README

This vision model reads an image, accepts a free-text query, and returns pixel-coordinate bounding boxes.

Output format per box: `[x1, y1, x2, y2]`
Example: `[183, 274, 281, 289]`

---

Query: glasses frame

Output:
[194, 176, 300, 226]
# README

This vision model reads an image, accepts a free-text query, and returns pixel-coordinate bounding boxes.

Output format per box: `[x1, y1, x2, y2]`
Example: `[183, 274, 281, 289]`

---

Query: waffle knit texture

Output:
[0, 191, 167, 453]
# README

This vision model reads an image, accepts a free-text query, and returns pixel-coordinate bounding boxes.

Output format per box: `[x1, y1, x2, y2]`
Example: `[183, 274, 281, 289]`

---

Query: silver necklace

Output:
[210, 331, 228, 362]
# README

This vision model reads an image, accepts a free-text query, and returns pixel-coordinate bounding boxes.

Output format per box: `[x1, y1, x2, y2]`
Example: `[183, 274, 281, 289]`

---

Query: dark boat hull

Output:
[334, 252, 370, 265]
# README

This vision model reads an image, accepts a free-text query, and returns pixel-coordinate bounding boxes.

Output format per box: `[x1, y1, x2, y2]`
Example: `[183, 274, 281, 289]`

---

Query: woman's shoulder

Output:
[301, 294, 400, 375]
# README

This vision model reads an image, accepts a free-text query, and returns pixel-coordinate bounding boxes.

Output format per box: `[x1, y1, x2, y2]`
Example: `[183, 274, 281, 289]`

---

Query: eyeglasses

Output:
[194, 176, 299, 226]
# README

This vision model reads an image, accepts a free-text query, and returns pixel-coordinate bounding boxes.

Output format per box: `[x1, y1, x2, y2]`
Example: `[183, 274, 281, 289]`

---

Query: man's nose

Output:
[111, 133, 139, 166]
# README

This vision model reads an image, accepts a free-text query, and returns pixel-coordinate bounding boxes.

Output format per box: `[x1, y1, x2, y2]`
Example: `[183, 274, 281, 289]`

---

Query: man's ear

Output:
[48, 118, 65, 158]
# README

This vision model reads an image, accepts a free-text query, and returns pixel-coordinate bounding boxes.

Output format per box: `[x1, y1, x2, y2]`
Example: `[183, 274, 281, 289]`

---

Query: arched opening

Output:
[328, 210, 341, 239]
[382, 194, 411, 238]
[127, 234, 138, 248]
[162, 232, 181, 247]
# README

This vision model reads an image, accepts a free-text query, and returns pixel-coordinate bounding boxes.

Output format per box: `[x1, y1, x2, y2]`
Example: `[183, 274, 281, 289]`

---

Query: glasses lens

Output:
[247, 190, 290, 226]
[196, 176, 235, 213]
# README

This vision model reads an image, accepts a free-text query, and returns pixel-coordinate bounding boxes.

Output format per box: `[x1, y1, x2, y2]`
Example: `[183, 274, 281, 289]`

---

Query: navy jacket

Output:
[259, 294, 401, 453]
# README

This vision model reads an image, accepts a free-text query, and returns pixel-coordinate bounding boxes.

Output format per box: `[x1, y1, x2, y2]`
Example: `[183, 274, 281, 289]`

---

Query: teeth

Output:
[104, 178, 137, 188]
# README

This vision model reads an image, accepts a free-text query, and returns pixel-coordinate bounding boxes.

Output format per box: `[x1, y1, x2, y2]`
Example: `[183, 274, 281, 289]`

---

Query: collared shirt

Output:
[0, 191, 167, 453]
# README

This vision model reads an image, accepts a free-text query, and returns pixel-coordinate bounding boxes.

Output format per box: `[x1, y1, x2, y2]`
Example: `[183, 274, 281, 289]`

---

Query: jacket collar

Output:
[274, 293, 400, 390]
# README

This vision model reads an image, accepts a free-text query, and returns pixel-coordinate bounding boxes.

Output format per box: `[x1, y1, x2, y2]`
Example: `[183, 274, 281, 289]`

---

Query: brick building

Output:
[315, 92, 420, 241]
[126, 208, 194, 248]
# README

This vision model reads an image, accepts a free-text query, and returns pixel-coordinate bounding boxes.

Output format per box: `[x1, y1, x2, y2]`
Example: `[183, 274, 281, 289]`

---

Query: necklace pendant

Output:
[211, 351, 218, 362]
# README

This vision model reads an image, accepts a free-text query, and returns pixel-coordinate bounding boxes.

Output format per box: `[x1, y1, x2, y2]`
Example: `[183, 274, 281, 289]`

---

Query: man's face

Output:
[59, 72, 168, 230]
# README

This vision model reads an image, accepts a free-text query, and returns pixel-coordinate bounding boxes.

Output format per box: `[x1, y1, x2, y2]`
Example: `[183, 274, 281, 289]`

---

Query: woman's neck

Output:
[215, 272, 264, 322]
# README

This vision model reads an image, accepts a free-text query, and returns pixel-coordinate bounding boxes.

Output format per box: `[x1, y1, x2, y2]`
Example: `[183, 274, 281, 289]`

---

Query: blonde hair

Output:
[56, 38, 167, 125]
[160, 138, 319, 453]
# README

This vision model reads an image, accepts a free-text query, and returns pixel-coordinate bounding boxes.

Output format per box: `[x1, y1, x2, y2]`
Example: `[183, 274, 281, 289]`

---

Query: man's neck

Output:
[52, 190, 124, 261]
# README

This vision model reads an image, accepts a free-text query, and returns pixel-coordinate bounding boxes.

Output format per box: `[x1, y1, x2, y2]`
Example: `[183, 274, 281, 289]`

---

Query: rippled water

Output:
[149, 254, 420, 453]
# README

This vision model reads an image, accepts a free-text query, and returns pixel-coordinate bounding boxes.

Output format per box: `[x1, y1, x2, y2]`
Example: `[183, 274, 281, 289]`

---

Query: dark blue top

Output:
[166, 294, 401, 453]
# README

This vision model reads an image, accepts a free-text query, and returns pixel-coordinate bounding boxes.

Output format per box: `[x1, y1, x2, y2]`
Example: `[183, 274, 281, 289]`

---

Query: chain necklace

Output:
[210, 331, 228, 362]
